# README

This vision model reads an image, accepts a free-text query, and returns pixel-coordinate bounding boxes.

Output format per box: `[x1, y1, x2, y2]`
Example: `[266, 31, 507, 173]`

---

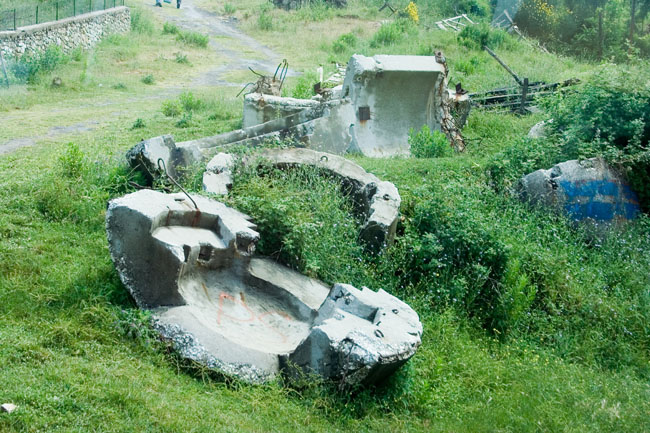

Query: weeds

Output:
[409, 125, 452, 158]
[176, 31, 209, 48]
[141, 74, 155, 85]
[162, 22, 180, 35]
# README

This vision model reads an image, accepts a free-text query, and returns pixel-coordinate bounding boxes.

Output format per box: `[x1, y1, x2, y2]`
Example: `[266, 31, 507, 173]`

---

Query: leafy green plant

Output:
[131, 118, 146, 129]
[161, 99, 182, 117]
[291, 71, 318, 99]
[370, 20, 407, 47]
[131, 8, 155, 35]
[162, 22, 180, 35]
[179, 91, 205, 112]
[141, 74, 155, 85]
[176, 31, 209, 48]
[332, 32, 357, 53]
[175, 52, 190, 64]
[175, 112, 193, 128]
[258, 7, 273, 31]
[458, 22, 510, 50]
[409, 125, 452, 158]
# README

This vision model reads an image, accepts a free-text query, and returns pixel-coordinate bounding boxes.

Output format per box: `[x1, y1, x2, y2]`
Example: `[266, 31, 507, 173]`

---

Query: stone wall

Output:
[0, 6, 130, 59]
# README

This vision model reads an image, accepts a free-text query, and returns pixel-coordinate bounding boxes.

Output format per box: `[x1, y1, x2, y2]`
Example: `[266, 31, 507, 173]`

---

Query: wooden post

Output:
[598, 9, 604, 59]
[56, 2, 59, 20]
[36, 5, 38, 24]
[13, 8, 16, 30]
[483, 45, 523, 87]
[519, 77, 529, 114]
[0, 50, 9, 88]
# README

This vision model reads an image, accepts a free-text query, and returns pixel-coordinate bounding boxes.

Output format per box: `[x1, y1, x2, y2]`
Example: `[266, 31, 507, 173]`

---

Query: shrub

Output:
[291, 72, 318, 99]
[141, 74, 155, 85]
[370, 20, 407, 48]
[58, 143, 87, 179]
[406, 199, 511, 331]
[131, 8, 155, 35]
[224, 3, 236, 15]
[408, 125, 452, 158]
[175, 112, 192, 128]
[10, 45, 65, 83]
[332, 33, 357, 53]
[131, 118, 146, 129]
[542, 66, 650, 210]
[175, 52, 190, 64]
[258, 7, 273, 31]
[161, 99, 182, 117]
[162, 22, 180, 35]
[485, 137, 562, 193]
[179, 91, 205, 112]
[458, 22, 509, 50]
[176, 31, 209, 48]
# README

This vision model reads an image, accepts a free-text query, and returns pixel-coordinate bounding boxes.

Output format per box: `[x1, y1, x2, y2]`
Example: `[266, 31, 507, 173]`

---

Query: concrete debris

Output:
[203, 153, 235, 195]
[517, 158, 640, 223]
[126, 135, 202, 183]
[243, 93, 320, 129]
[273, 0, 347, 10]
[341, 54, 449, 156]
[448, 89, 471, 129]
[1, 403, 17, 414]
[127, 53, 466, 180]
[251, 148, 401, 252]
[527, 120, 550, 139]
[106, 190, 421, 385]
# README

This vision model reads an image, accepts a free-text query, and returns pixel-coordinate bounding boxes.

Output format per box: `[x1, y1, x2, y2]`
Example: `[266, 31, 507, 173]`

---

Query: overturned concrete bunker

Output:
[202, 148, 401, 253]
[106, 190, 422, 384]
[517, 158, 640, 223]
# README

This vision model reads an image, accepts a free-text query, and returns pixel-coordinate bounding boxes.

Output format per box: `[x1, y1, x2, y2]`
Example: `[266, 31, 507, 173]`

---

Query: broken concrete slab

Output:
[517, 157, 640, 223]
[1, 403, 17, 414]
[341, 54, 446, 157]
[527, 120, 551, 139]
[252, 148, 401, 252]
[106, 190, 421, 385]
[243, 93, 320, 129]
[126, 135, 202, 183]
[203, 153, 235, 195]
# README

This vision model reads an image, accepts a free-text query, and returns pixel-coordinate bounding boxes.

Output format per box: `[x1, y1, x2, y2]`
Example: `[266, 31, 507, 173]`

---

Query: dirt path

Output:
[0, 0, 287, 154]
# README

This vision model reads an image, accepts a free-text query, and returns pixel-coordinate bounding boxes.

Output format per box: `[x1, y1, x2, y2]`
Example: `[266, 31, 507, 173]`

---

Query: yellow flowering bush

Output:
[406, 1, 419, 24]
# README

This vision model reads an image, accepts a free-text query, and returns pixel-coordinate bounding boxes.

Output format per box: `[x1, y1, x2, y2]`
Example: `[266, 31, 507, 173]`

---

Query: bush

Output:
[141, 74, 155, 85]
[332, 33, 357, 53]
[486, 137, 562, 193]
[175, 52, 190, 64]
[131, 118, 146, 130]
[409, 126, 452, 158]
[542, 66, 650, 209]
[405, 199, 511, 331]
[179, 91, 205, 112]
[370, 20, 409, 48]
[10, 45, 65, 83]
[458, 22, 509, 50]
[161, 100, 182, 117]
[175, 112, 192, 128]
[162, 22, 180, 35]
[258, 7, 273, 31]
[291, 72, 318, 99]
[176, 31, 209, 48]
[131, 8, 155, 35]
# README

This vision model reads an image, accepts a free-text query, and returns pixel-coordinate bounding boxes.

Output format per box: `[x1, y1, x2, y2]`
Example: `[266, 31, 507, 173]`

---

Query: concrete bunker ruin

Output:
[106, 190, 422, 384]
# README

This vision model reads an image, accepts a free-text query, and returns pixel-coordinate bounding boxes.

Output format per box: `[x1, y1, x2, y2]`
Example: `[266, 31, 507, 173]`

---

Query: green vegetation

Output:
[408, 125, 452, 158]
[176, 30, 210, 48]
[1, 0, 649, 432]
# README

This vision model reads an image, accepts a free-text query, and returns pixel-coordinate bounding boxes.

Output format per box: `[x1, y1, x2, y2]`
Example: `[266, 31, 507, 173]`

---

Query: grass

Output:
[1, 1, 649, 432]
